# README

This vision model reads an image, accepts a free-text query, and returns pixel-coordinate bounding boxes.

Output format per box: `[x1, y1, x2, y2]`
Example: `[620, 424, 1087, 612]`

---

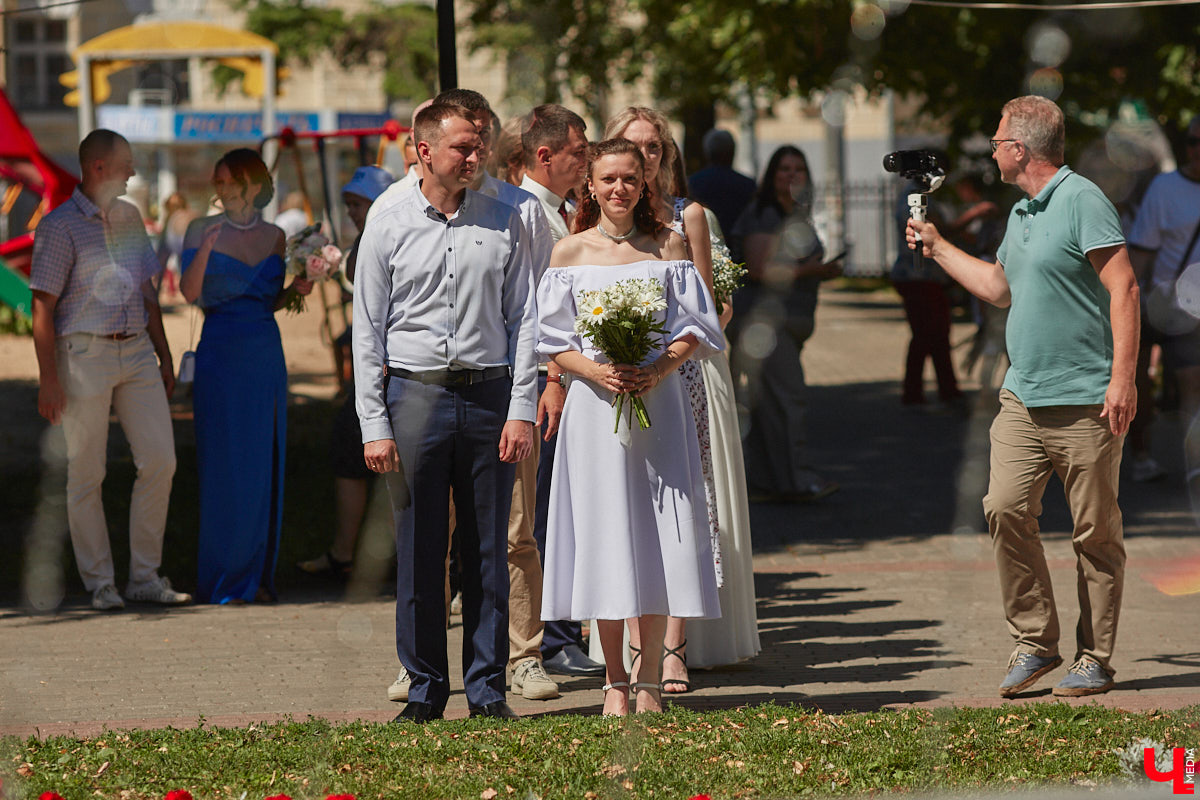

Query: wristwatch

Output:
[546, 374, 565, 386]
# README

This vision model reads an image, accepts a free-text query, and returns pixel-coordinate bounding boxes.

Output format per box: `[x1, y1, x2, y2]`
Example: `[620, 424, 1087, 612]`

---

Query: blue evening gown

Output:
[183, 248, 287, 604]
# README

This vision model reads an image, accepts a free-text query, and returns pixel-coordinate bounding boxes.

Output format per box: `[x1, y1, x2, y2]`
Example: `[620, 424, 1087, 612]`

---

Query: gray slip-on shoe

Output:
[1052, 656, 1114, 697]
[999, 652, 1062, 697]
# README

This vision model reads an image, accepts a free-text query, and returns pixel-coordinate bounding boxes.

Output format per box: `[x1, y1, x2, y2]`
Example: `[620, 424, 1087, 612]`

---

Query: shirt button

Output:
[450, 303, 454, 308]
[448, 247, 452, 252]
[448, 274, 453, 278]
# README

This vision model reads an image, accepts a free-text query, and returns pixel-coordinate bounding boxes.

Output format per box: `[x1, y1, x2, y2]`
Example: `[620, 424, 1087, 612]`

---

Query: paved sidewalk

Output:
[3, 287, 1199, 738]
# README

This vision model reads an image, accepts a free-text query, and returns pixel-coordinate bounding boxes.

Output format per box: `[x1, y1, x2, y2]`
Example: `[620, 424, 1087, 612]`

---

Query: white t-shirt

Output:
[1129, 170, 1200, 288]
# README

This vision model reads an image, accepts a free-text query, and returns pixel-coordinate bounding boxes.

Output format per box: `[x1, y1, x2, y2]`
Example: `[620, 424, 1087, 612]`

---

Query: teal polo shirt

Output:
[996, 166, 1125, 407]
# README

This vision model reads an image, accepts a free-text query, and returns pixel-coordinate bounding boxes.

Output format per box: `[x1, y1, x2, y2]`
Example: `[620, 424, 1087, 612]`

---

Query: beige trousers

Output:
[443, 436, 544, 667]
[506, 436, 544, 667]
[983, 390, 1125, 673]
[56, 332, 176, 591]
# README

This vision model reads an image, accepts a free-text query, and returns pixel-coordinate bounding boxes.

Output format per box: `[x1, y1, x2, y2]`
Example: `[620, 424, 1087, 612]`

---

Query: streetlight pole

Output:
[437, 0, 458, 91]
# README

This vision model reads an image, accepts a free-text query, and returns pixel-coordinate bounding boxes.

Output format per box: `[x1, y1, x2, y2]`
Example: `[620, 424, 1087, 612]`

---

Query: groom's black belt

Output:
[385, 365, 510, 387]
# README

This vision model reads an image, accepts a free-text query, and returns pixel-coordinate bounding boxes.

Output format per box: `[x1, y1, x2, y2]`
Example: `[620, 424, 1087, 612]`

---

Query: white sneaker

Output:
[449, 592, 462, 615]
[511, 658, 560, 700]
[91, 584, 125, 610]
[387, 666, 411, 702]
[125, 575, 192, 605]
[1131, 455, 1166, 483]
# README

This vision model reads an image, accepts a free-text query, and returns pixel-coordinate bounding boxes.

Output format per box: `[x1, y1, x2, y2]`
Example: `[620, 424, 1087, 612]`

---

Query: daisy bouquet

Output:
[711, 234, 747, 314]
[283, 224, 343, 313]
[574, 277, 670, 433]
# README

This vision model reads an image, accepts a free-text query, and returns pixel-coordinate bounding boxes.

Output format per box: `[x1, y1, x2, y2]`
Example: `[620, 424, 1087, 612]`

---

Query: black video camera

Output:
[883, 149, 945, 193]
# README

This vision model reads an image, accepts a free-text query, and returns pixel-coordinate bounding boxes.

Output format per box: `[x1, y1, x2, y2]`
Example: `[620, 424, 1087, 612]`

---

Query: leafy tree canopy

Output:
[218, 0, 437, 104]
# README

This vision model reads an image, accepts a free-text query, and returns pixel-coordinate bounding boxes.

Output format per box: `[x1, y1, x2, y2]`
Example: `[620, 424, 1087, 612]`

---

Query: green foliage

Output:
[241, 0, 345, 65]
[0, 303, 32, 335]
[874, 4, 1200, 147]
[462, 0, 1200, 158]
[218, 0, 438, 104]
[4, 704, 1198, 798]
[467, 0, 633, 123]
[339, 3, 439, 102]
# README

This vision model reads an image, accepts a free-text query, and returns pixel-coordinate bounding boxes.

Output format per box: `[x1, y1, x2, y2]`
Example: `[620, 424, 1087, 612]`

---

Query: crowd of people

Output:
[27, 87, 1195, 716]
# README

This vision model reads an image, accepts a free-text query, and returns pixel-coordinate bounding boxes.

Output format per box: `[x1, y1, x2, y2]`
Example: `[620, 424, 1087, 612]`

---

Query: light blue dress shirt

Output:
[353, 181, 538, 444]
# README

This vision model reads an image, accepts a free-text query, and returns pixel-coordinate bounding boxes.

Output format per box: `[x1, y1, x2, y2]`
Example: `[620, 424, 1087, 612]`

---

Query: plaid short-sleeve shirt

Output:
[29, 188, 160, 336]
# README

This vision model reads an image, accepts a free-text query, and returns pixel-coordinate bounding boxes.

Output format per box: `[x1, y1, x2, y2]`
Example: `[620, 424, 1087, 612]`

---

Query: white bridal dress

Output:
[537, 259, 724, 622]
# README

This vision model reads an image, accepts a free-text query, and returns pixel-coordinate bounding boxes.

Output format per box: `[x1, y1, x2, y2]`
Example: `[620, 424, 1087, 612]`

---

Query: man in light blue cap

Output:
[296, 163, 395, 580]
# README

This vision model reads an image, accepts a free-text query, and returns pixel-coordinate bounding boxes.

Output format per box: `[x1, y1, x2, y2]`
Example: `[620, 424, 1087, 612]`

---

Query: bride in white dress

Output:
[537, 138, 724, 716]
[600, 107, 761, 690]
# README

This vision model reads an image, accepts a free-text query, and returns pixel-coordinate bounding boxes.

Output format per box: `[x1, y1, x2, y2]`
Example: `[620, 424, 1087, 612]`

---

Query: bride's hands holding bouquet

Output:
[588, 361, 640, 395]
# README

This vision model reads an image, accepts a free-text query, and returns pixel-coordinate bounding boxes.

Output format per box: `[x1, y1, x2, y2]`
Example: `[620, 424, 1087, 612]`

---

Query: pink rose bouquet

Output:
[283, 224, 343, 313]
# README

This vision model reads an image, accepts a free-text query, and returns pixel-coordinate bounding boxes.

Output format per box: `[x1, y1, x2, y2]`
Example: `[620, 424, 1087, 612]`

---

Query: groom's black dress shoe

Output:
[392, 701, 442, 724]
[468, 701, 520, 720]
[543, 643, 605, 676]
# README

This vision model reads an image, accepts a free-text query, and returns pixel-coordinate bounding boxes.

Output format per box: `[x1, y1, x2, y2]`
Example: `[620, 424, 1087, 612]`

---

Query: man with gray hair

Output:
[908, 96, 1139, 698]
[688, 128, 756, 244]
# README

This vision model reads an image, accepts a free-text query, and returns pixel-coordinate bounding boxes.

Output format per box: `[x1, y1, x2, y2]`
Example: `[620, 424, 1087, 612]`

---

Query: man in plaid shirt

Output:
[31, 129, 190, 610]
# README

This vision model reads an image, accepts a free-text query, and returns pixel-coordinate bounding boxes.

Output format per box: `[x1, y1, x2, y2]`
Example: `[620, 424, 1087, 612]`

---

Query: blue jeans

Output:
[385, 374, 515, 711]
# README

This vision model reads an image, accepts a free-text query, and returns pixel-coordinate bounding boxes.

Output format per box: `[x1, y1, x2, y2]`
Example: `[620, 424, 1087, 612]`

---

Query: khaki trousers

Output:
[983, 390, 1125, 673]
[506, 435, 544, 667]
[444, 436, 544, 668]
[56, 332, 176, 591]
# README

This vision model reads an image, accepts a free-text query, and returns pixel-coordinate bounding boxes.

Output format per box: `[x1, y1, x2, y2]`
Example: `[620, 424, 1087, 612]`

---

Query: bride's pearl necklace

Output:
[223, 212, 260, 231]
[596, 222, 635, 242]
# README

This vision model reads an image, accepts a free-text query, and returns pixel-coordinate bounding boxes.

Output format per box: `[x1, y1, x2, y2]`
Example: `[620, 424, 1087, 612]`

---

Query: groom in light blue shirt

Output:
[353, 102, 536, 723]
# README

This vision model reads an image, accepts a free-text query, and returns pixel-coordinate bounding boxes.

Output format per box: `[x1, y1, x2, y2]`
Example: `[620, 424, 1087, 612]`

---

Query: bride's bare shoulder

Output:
[548, 231, 594, 269]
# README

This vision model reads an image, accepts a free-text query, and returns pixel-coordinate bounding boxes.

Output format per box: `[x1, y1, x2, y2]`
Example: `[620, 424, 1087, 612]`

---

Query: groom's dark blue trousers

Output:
[384, 373, 515, 713]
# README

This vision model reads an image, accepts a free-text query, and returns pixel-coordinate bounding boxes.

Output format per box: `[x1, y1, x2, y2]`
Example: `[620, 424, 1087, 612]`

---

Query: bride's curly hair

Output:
[572, 138, 665, 237]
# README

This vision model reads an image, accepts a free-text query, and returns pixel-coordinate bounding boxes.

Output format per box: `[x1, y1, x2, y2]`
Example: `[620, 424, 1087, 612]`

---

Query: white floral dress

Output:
[671, 196, 723, 586]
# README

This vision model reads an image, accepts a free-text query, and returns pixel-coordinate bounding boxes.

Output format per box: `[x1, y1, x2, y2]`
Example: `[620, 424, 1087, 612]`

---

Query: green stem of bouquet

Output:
[611, 393, 652, 432]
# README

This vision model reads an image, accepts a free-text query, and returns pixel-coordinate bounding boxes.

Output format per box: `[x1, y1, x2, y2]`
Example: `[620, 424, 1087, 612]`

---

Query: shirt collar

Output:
[519, 175, 564, 209]
[415, 179, 472, 221]
[71, 187, 103, 219]
[1022, 165, 1073, 213]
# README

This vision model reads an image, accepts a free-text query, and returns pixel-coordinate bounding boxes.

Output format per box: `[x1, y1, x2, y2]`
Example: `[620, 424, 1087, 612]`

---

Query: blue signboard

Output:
[173, 111, 321, 142]
[336, 112, 393, 130]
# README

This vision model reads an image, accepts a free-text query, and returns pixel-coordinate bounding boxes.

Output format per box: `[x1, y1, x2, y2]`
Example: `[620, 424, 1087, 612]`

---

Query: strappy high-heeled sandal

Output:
[661, 639, 691, 693]
[601, 681, 630, 717]
[632, 682, 662, 713]
[628, 644, 642, 682]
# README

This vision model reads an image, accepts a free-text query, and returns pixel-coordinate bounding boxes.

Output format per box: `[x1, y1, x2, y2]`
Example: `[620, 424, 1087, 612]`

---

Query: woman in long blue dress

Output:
[181, 148, 312, 604]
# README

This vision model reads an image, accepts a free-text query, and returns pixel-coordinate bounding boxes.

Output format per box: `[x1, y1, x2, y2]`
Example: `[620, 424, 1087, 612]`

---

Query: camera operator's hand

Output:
[906, 218, 942, 259]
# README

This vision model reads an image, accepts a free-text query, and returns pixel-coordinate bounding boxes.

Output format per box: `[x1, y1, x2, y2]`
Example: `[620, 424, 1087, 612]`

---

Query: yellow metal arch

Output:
[60, 21, 282, 107]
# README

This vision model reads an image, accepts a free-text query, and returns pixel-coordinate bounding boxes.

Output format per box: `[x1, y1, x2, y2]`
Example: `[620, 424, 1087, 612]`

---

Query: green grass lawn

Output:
[3, 703, 1198, 799]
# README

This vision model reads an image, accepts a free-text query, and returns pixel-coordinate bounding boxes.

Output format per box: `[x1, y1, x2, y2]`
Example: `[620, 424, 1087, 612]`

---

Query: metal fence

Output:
[810, 177, 903, 277]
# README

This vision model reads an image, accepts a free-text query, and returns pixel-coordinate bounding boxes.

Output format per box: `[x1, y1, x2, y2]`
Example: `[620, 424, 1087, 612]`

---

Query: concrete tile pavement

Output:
[3, 286, 1198, 738]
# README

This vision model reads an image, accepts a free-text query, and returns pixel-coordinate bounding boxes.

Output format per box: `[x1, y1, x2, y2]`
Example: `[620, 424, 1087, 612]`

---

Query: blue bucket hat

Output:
[342, 165, 395, 202]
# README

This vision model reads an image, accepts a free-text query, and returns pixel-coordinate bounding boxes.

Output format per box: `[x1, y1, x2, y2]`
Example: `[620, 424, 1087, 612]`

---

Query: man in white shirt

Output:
[517, 105, 605, 677]
[354, 102, 536, 723]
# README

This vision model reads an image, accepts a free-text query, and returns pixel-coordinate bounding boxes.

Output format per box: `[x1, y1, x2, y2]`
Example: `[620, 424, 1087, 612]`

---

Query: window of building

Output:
[7, 15, 72, 110]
